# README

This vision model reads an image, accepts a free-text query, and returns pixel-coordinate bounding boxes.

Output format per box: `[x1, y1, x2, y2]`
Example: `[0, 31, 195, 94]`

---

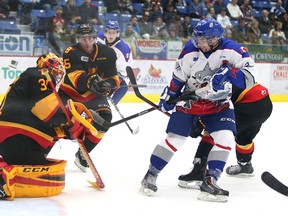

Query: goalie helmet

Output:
[36, 52, 65, 85]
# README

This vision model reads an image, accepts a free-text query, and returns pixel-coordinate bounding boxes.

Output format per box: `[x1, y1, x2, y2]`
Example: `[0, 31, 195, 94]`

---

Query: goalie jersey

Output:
[0, 68, 67, 149]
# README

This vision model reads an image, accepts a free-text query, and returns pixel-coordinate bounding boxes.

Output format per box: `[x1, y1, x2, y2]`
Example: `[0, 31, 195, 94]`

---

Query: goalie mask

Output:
[37, 52, 65, 85]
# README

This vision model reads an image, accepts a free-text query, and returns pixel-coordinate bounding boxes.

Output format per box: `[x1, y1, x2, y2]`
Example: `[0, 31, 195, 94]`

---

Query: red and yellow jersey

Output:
[233, 83, 269, 104]
[60, 43, 120, 103]
[0, 68, 68, 149]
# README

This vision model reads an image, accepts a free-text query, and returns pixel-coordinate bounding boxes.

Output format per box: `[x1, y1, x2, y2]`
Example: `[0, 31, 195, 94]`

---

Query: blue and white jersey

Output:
[97, 32, 133, 78]
[173, 38, 257, 115]
[174, 38, 257, 92]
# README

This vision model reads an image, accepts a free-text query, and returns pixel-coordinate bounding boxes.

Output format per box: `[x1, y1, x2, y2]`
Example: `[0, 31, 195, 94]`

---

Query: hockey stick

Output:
[114, 84, 147, 88]
[43, 68, 105, 189]
[109, 97, 139, 134]
[89, 107, 155, 130]
[261, 171, 288, 196]
[126, 66, 171, 117]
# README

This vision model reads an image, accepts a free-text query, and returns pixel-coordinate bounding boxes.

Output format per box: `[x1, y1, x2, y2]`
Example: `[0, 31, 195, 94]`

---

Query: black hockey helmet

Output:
[75, 24, 97, 38]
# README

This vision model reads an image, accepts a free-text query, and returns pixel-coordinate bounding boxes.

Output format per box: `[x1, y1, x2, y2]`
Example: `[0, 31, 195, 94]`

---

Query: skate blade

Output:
[197, 192, 228, 203]
[178, 180, 202, 190]
[227, 173, 255, 178]
[74, 160, 88, 173]
[139, 185, 155, 196]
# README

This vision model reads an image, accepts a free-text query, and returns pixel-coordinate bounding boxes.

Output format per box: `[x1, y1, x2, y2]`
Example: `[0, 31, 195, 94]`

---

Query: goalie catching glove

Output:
[87, 74, 112, 97]
[158, 77, 184, 112]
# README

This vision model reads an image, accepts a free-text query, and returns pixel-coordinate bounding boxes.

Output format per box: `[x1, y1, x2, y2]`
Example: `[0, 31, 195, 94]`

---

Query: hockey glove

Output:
[190, 120, 204, 138]
[87, 74, 112, 97]
[62, 120, 85, 140]
[211, 64, 232, 91]
[158, 86, 177, 112]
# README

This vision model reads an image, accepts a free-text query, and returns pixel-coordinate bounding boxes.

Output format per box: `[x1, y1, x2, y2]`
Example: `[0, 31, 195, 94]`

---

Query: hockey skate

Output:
[74, 149, 89, 172]
[0, 184, 7, 200]
[178, 158, 207, 190]
[226, 161, 254, 177]
[198, 176, 229, 202]
[139, 172, 158, 196]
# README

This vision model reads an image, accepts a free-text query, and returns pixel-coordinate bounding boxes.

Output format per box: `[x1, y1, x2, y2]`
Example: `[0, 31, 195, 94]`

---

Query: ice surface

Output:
[1, 102, 287, 216]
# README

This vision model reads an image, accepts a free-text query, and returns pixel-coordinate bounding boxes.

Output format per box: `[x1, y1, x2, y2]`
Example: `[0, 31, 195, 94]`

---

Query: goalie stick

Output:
[43, 68, 105, 189]
[261, 171, 288, 196]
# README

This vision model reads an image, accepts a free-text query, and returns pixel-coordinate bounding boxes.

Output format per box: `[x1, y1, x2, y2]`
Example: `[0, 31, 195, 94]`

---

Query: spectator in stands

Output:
[62, 0, 80, 23]
[203, 0, 214, 10]
[281, 12, 288, 40]
[162, 4, 177, 24]
[40, 0, 59, 10]
[270, 0, 286, 19]
[66, 15, 78, 44]
[104, 0, 121, 14]
[120, 22, 142, 39]
[149, 3, 163, 23]
[232, 17, 250, 43]
[18, 0, 43, 25]
[268, 12, 277, 28]
[269, 21, 286, 44]
[214, 0, 227, 15]
[227, 0, 243, 20]
[139, 10, 154, 39]
[248, 19, 261, 44]
[143, 0, 154, 12]
[120, 22, 141, 58]
[151, 16, 167, 38]
[217, 8, 232, 30]
[155, 26, 169, 40]
[123, 15, 141, 35]
[225, 28, 233, 38]
[206, 7, 217, 20]
[168, 29, 181, 41]
[187, 0, 204, 19]
[0, 0, 10, 19]
[258, 9, 272, 34]
[77, 0, 99, 25]
[168, 15, 183, 38]
[118, 0, 134, 15]
[175, 0, 187, 7]
[47, 6, 68, 55]
[181, 14, 193, 43]
[240, 0, 253, 22]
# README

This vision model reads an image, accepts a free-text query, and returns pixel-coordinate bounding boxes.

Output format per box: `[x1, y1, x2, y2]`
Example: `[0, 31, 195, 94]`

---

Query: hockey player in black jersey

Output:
[0, 53, 93, 200]
[59, 24, 120, 172]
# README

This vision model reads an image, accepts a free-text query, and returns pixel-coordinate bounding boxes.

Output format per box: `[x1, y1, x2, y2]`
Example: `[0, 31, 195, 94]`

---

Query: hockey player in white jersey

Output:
[139, 18, 256, 202]
[97, 20, 133, 105]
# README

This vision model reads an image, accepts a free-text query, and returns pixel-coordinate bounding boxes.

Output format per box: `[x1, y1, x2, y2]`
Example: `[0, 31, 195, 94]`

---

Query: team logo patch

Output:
[81, 56, 89, 62]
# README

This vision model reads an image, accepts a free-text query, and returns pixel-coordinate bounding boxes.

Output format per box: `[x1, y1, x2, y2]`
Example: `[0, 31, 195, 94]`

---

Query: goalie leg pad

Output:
[1, 158, 67, 200]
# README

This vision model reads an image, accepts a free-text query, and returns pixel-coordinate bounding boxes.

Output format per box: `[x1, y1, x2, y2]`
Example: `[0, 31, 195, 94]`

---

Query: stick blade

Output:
[132, 126, 139, 134]
[261, 171, 288, 196]
[88, 180, 105, 189]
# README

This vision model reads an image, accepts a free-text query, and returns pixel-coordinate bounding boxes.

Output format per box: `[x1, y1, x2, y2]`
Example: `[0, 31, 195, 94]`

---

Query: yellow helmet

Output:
[36, 52, 65, 85]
